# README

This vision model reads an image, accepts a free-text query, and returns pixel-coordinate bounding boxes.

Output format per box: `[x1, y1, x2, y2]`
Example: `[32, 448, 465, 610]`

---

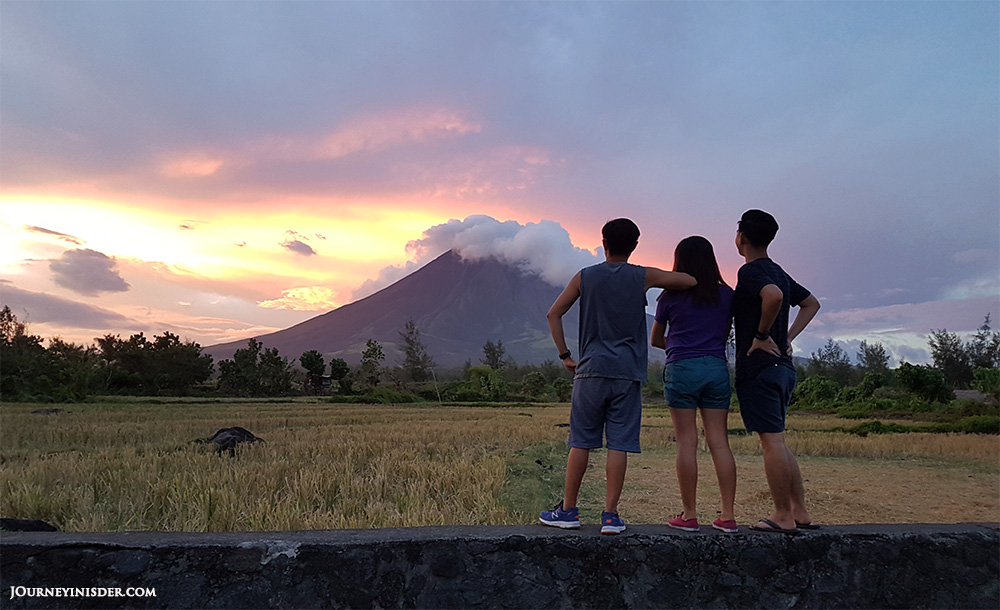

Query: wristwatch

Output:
[754, 330, 770, 341]
[558, 351, 572, 360]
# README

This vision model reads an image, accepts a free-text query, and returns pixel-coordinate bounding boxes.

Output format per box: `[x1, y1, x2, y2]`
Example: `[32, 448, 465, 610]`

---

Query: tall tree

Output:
[856, 340, 889, 375]
[966, 314, 1000, 370]
[481, 339, 506, 370]
[808, 338, 855, 386]
[360, 339, 385, 388]
[928, 328, 973, 388]
[299, 350, 326, 393]
[218, 338, 292, 397]
[0, 307, 53, 400]
[399, 319, 435, 383]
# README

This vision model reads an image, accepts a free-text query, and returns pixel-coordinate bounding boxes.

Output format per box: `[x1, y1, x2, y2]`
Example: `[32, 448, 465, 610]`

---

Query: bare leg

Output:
[757, 432, 802, 529]
[670, 407, 699, 519]
[785, 444, 811, 525]
[701, 409, 736, 522]
[604, 449, 628, 513]
[563, 447, 590, 509]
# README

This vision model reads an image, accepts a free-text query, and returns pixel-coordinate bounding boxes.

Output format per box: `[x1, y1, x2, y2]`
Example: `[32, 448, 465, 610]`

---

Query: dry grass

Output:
[1, 401, 996, 531]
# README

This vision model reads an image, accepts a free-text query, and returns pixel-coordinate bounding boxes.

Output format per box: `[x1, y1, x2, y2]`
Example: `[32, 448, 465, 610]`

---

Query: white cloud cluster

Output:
[351, 215, 600, 300]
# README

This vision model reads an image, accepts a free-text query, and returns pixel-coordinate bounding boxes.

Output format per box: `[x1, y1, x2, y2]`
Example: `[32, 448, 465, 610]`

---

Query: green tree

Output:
[399, 319, 435, 383]
[46, 338, 102, 400]
[0, 307, 55, 400]
[328, 357, 350, 393]
[552, 377, 573, 402]
[896, 362, 954, 403]
[481, 339, 506, 370]
[928, 328, 973, 388]
[966, 314, 1000, 370]
[300, 350, 326, 393]
[360, 339, 385, 388]
[808, 339, 855, 386]
[856, 340, 889, 375]
[521, 371, 547, 398]
[96, 331, 212, 395]
[218, 338, 292, 396]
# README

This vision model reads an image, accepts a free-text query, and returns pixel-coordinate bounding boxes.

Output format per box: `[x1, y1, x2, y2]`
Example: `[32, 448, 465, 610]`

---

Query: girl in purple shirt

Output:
[651, 236, 738, 533]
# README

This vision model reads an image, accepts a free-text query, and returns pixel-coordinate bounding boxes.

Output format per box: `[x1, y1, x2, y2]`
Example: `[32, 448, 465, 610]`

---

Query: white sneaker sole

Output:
[668, 524, 700, 532]
[712, 524, 738, 533]
[601, 525, 626, 535]
[539, 518, 580, 529]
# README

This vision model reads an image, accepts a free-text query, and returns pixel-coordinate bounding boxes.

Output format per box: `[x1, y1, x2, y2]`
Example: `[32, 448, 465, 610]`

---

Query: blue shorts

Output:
[735, 361, 797, 433]
[664, 355, 731, 410]
[568, 377, 642, 453]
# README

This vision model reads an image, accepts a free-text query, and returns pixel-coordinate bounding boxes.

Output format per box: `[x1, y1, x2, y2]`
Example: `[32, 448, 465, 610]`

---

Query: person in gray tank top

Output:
[540, 218, 696, 534]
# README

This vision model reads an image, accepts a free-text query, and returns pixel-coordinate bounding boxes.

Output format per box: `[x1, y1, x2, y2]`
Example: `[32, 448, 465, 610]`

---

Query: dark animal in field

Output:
[0, 518, 58, 532]
[31, 408, 68, 415]
[196, 427, 264, 456]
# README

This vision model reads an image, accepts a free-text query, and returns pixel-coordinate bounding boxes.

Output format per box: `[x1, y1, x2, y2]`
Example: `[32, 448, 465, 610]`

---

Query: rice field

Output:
[1, 399, 997, 531]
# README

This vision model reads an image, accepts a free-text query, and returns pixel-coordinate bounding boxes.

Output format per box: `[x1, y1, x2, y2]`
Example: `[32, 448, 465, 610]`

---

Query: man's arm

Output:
[787, 294, 820, 356]
[645, 267, 696, 291]
[547, 271, 581, 373]
[749, 284, 782, 356]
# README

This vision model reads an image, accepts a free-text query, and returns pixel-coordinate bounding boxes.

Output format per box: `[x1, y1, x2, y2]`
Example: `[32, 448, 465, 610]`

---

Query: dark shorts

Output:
[735, 361, 797, 433]
[664, 355, 732, 410]
[569, 377, 642, 453]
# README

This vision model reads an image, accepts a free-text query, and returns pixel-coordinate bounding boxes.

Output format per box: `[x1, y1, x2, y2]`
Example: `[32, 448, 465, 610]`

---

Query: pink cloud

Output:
[316, 109, 481, 159]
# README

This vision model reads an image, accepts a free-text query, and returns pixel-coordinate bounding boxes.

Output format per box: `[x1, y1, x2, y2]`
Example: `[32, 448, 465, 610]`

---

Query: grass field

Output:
[1, 399, 997, 532]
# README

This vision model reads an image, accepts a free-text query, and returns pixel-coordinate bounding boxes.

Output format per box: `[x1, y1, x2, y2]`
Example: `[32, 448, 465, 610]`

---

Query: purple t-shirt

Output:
[654, 283, 734, 364]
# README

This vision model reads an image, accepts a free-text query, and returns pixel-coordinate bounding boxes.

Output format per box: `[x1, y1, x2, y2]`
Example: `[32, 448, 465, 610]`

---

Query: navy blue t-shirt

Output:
[733, 258, 810, 382]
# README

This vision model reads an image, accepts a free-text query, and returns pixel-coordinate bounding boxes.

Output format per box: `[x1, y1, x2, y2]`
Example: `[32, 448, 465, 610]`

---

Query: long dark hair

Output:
[671, 235, 727, 307]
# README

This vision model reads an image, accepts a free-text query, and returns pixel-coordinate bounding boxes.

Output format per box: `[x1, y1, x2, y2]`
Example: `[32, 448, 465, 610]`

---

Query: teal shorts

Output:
[663, 355, 732, 410]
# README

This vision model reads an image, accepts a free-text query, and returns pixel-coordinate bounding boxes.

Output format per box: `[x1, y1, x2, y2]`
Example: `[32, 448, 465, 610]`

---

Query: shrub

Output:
[896, 362, 954, 403]
[792, 376, 841, 409]
[520, 371, 548, 398]
[836, 398, 898, 419]
[552, 378, 573, 402]
[972, 368, 1000, 401]
[839, 420, 911, 436]
[945, 398, 1000, 418]
[359, 388, 422, 404]
[946, 415, 1000, 434]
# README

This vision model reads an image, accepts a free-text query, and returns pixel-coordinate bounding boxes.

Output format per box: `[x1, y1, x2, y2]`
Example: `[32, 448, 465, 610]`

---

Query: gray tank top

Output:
[575, 261, 648, 381]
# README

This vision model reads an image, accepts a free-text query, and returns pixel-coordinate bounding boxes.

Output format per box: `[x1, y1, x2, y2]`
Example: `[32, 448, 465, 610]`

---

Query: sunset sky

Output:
[1, 1, 997, 365]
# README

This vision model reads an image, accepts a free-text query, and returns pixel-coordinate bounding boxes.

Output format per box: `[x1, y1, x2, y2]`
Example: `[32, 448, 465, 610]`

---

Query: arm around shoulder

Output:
[645, 267, 696, 291]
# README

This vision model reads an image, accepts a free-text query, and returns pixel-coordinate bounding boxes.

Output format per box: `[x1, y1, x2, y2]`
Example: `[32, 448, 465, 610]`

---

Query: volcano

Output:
[204, 250, 585, 368]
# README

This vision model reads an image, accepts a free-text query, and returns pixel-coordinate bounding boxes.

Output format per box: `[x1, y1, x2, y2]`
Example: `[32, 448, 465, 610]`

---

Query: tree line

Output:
[790, 314, 999, 426]
[1, 305, 996, 407]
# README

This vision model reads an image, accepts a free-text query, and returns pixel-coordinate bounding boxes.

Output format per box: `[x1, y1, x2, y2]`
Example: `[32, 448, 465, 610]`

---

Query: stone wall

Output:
[2, 523, 997, 609]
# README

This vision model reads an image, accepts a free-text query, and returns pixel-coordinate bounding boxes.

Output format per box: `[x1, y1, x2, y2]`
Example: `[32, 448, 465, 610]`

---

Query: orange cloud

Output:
[161, 155, 224, 177]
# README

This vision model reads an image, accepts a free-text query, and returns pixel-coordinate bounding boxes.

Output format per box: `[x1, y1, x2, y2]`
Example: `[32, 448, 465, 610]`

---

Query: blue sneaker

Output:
[539, 502, 580, 529]
[601, 511, 626, 534]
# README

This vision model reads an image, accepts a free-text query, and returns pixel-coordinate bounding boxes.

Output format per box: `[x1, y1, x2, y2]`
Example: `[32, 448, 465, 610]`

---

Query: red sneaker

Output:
[668, 513, 700, 532]
[712, 518, 738, 533]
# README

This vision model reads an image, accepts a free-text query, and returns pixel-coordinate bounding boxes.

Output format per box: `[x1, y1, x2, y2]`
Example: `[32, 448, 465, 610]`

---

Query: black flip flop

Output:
[795, 520, 821, 530]
[749, 518, 802, 535]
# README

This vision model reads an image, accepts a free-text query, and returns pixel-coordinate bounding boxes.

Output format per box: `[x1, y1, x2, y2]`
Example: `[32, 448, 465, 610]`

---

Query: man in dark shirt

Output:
[733, 209, 821, 534]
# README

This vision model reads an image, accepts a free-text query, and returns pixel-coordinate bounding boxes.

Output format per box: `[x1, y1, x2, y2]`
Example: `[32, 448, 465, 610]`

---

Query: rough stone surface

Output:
[1, 523, 997, 609]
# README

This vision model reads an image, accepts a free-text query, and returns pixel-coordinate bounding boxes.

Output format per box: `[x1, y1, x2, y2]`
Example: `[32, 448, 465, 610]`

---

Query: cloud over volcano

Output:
[352, 215, 600, 300]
